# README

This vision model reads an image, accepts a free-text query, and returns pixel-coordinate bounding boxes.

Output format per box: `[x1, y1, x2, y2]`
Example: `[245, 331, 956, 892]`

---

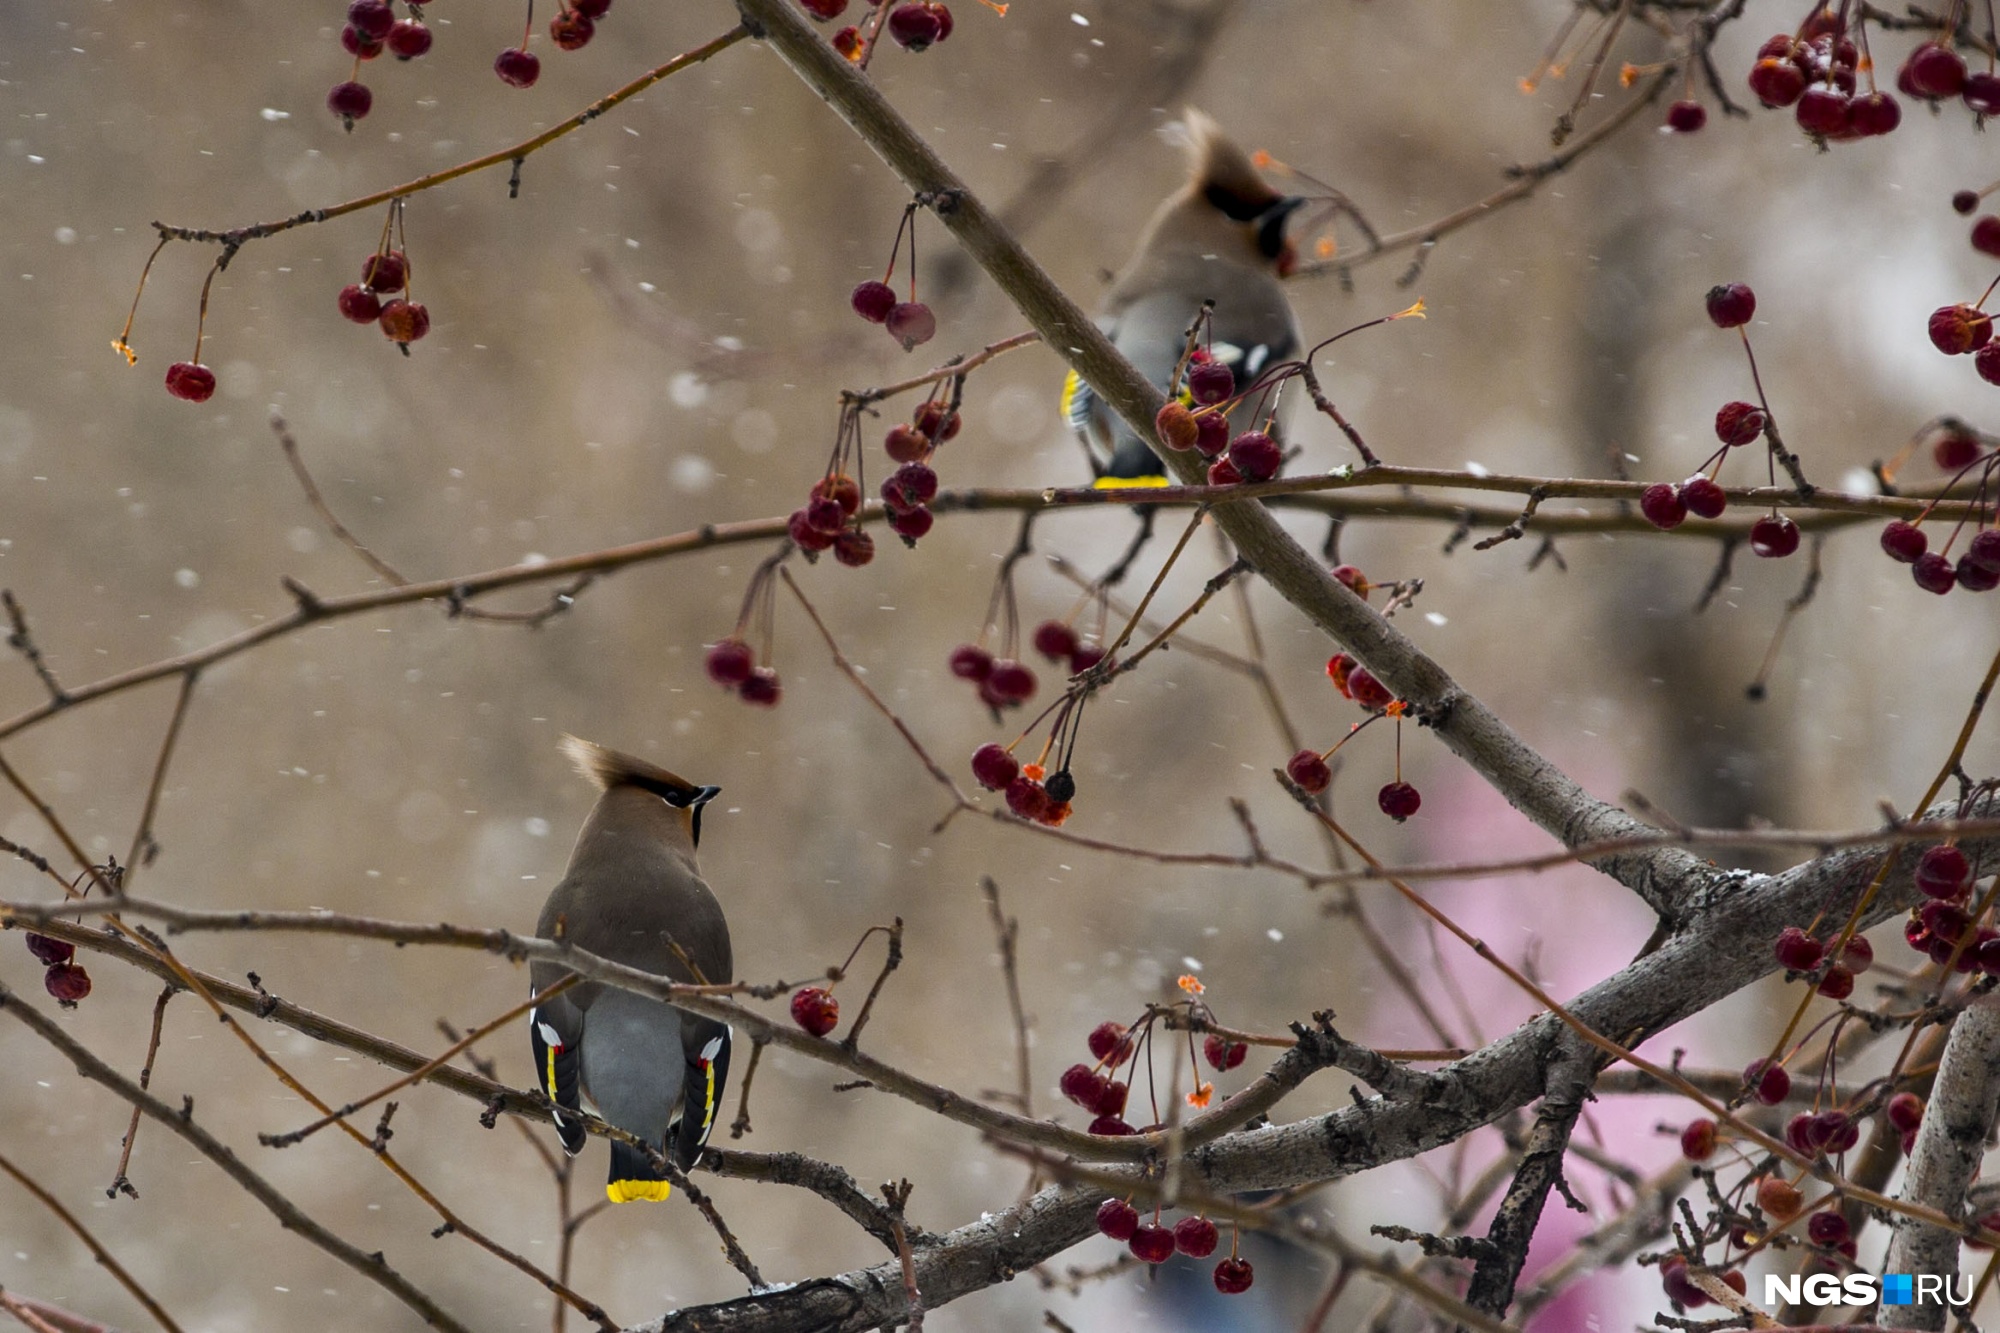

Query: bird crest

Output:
[559, 735, 708, 805]
[1181, 107, 1283, 222]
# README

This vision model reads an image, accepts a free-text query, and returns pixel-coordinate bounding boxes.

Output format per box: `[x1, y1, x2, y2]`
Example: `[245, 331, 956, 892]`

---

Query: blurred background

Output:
[3, 0, 1999, 1327]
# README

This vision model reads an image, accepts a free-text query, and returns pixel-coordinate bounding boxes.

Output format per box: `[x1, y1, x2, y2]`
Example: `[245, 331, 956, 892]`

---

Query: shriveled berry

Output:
[885, 301, 936, 350]
[1203, 1034, 1247, 1071]
[337, 284, 382, 324]
[1059, 1062, 1107, 1109]
[1033, 620, 1079, 662]
[882, 462, 939, 511]
[24, 934, 73, 967]
[1639, 483, 1687, 530]
[164, 362, 217, 403]
[986, 659, 1036, 705]
[790, 986, 839, 1036]
[1817, 963, 1854, 1000]
[1929, 303, 1994, 355]
[361, 250, 408, 293]
[1090, 1079, 1127, 1118]
[1774, 926, 1823, 972]
[1173, 1215, 1219, 1258]
[572, 0, 612, 16]
[1325, 653, 1355, 698]
[1095, 1198, 1139, 1241]
[1043, 768, 1076, 804]
[1746, 1058, 1790, 1105]
[1680, 1118, 1717, 1161]
[1881, 520, 1927, 563]
[550, 11, 595, 50]
[1227, 431, 1282, 483]
[739, 667, 782, 707]
[1192, 411, 1229, 457]
[327, 80, 373, 126]
[1706, 283, 1756, 329]
[831, 25, 862, 58]
[833, 528, 875, 567]
[1815, 1110, 1859, 1153]
[886, 2, 944, 50]
[1213, 1257, 1254, 1294]
[883, 424, 931, 463]
[1757, 1176, 1803, 1221]
[1155, 401, 1199, 453]
[341, 24, 384, 59]
[1915, 845, 1971, 899]
[804, 496, 847, 535]
[970, 742, 1020, 791]
[1715, 400, 1767, 447]
[1680, 476, 1727, 519]
[1957, 190, 1982, 215]
[1378, 781, 1421, 821]
[800, 0, 849, 17]
[1087, 1114, 1135, 1136]
[378, 299, 430, 345]
[949, 644, 994, 681]
[1808, 1210, 1850, 1246]
[705, 639, 755, 687]
[912, 399, 960, 441]
[44, 963, 90, 1004]
[1286, 749, 1331, 795]
[495, 48, 542, 88]
[1749, 514, 1799, 558]
[1960, 554, 2000, 592]
[812, 473, 862, 516]
[1913, 551, 1957, 594]
[1969, 529, 2000, 574]
[1129, 1223, 1175, 1265]
[1331, 565, 1369, 599]
[851, 281, 897, 324]
[1088, 1021, 1133, 1067]
[1206, 456, 1242, 486]
[387, 19, 432, 58]
[1785, 1110, 1817, 1154]
[1906, 42, 1967, 98]
[1187, 361, 1235, 406]
[1750, 58, 1807, 107]
[1887, 1091, 1924, 1132]
[1004, 776, 1048, 821]
[347, 0, 395, 40]
[1666, 100, 1706, 132]
[1346, 667, 1393, 711]
[788, 508, 837, 553]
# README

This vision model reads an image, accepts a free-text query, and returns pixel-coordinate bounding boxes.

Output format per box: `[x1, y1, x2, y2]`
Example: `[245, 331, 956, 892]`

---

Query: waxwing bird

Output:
[1063, 109, 1305, 489]
[529, 737, 732, 1204]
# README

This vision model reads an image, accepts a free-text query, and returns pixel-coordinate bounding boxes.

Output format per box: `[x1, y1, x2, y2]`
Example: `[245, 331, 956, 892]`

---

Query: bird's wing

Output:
[529, 989, 587, 1156]
[667, 1025, 732, 1170]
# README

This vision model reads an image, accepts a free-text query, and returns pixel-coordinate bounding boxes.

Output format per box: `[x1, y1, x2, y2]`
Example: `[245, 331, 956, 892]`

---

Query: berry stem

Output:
[189, 254, 227, 363]
[111, 235, 171, 366]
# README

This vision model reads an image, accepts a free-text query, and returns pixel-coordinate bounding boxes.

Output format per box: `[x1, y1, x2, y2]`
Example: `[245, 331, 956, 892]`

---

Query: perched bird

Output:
[529, 737, 732, 1204]
[1062, 109, 1306, 487]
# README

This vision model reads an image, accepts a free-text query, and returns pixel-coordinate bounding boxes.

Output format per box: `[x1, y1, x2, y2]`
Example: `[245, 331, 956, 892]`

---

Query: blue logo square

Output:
[1883, 1273, 1914, 1305]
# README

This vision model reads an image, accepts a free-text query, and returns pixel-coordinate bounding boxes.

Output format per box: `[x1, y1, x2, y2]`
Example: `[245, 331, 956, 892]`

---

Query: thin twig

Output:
[2, 591, 66, 705]
[0, 1150, 184, 1333]
[105, 985, 176, 1200]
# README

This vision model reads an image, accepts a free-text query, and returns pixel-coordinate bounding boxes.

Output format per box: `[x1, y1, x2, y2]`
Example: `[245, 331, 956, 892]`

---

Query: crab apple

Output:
[1187, 361, 1235, 406]
[1090, 1079, 1127, 1118]
[1174, 1216, 1220, 1258]
[1088, 1021, 1133, 1066]
[341, 25, 384, 59]
[1331, 565, 1370, 598]
[377, 299, 430, 345]
[1929, 304, 1993, 355]
[44, 962, 90, 1003]
[885, 301, 936, 350]
[882, 461, 938, 510]
[1817, 963, 1854, 1001]
[1227, 431, 1282, 482]
[738, 666, 782, 706]
[1326, 652, 1356, 697]
[1715, 400, 1767, 446]
[1346, 667, 1393, 711]
[1750, 57, 1807, 107]
[804, 496, 847, 535]
[1087, 1114, 1136, 1136]
[1666, 100, 1706, 132]
[1069, 641, 1106, 673]
[1757, 1176, 1804, 1221]
[1203, 1034, 1248, 1071]
[550, 11, 595, 50]
[1978, 342, 2000, 385]
[1749, 514, 1799, 558]
[800, 0, 849, 16]
[833, 528, 875, 567]
[1795, 86, 1851, 136]
[1880, 520, 1927, 563]
[1808, 1210, 1850, 1247]
[1378, 781, 1421, 821]
[1785, 1111, 1817, 1154]
[1032, 620, 1079, 662]
[1095, 1198, 1139, 1241]
[1965, 71, 2000, 114]
[1206, 456, 1242, 486]
[1155, 401, 1199, 453]
[327, 80, 373, 126]
[1004, 775, 1049, 821]
[1961, 554, 2000, 592]
[1680, 476, 1727, 519]
[851, 280, 896, 323]
[812, 473, 862, 516]
[788, 508, 837, 552]
[1851, 91, 1902, 135]
[1129, 1224, 1175, 1265]
[1193, 410, 1229, 457]
[1887, 1091, 1925, 1132]
[1905, 41, 1968, 98]
[24, 934, 73, 967]
[970, 742, 1020, 791]
[886, 1, 949, 50]
[705, 639, 755, 687]
[884, 424, 930, 463]
[1815, 1110, 1859, 1153]
[1912, 551, 1956, 594]
[1286, 748, 1331, 795]
[1970, 530, 2000, 574]
[831, 25, 862, 58]
[985, 659, 1036, 705]
[1773, 926, 1823, 971]
[789, 986, 839, 1036]
[1213, 1257, 1254, 1294]
[1974, 216, 2000, 257]
[1660, 1257, 1709, 1308]
[337, 284, 382, 324]
[361, 249, 408, 293]
[1914, 845, 1971, 899]
[1060, 1063, 1107, 1108]
[1639, 483, 1687, 530]
[347, 0, 395, 39]
[1705, 283, 1756, 329]
[1936, 430, 1984, 471]
[1746, 1058, 1790, 1105]
[387, 19, 432, 58]
[164, 362, 216, 402]
[1840, 934, 1874, 974]
[572, 0, 613, 15]
[912, 399, 960, 441]
[1680, 1118, 1717, 1161]
[495, 47, 541, 88]
[948, 644, 994, 681]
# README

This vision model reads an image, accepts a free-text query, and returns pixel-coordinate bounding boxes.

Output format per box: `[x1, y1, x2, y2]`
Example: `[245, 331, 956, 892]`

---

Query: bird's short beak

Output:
[692, 785, 722, 808]
[1256, 196, 1307, 267]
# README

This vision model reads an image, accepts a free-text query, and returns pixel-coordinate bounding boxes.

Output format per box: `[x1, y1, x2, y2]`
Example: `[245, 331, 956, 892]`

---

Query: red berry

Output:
[851, 281, 896, 324]
[884, 462, 939, 511]
[1887, 1091, 1925, 1132]
[1661, 1256, 1709, 1308]
[1227, 431, 1282, 483]
[1095, 1198, 1139, 1241]
[831, 25, 862, 58]
[1840, 934, 1874, 974]
[1174, 1216, 1219, 1258]
[164, 362, 216, 403]
[833, 528, 875, 568]
[1913, 551, 1957, 594]
[1974, 216, 2000, 257]
[1213, 1257, 1254, 1294]
[1639, 482, 1687, 530]
[1087, 1021, 1133, 1067]
[1749, 514, 1799, 558]
[1666, 100, 1706, 132]
[1714, 400, 1767, 447]
[788, 508, 837, 552]
[1091, 1079, 1127, 1118]
[1969, 529, 2000, 573]
[1129, 1223, 1175, 1265]
[550, 11, 595, 50]
[1187, 361, 1235, 406]
[1795, 86, 1851, 136]
[800, 0, 849, 17]
[1032, 620, 1079, 662]
[1977, 342, 2000, 385]
[361, 249, 408, 293]
[1679, 476, 1727, 519]
[337, 284, 382, 324]
[1935, 430, 1985, 470]
[949, 644, 994, 681]
[739, 666, 782, 706]
[386, 19, 432, 58]
[1957, 191, 1983, 216]
[1069, 642, 1106, 673]
[970, 742, 1020, 791]
[882, 426, 930, 465]
[1331, 565, 1370, 599]
[1774, 926, 1823, 971]
[341, 25, 384, 59]
[1750, 58, 1807, 107]
[812, 473, 862, 517]
[1966, 72, 2000, 114]
[495, 48, 542, 88]
[985, 659, 1036, 705]
[327, 80, 373, 126]
[1746, 1058, 1790, 1105]
[1086, 1114, 1135, 1136]
[1817, 963, 1854, 1000]
[1706, 283, 1756, 329]
[887, 505, 934, 543]
[1960, 554, 2000, 592]
[1286, 749, 1331, 795]
[1378, 781, 1421, 821]
[705, 639, 755, 687]
[1929, 304, 1994, 356]
[1757, 1176, 1803, 1221]
[1202, 1033, 1247, 1071]
[1192, 411, 1229, 457]
[1906, 42, 1967, 98]
[347, 0, 394, 40]
[1851, 91, 1902, 135]
[1807, 1210, 1849, 1246]
[1923, 900, 1971, 943]
[1915, 845, 1971, 899]
[885, 302, 936, 350]
[1816, 1110, 1859, 1153]
[1680, 1118, 1717, 1160]
[1059, 1062, 1106, 1108]
[804, 496, 847, 536]
[790, 986, 839, 1036]
[1206, 456, 1243, 486]
[378, 299, 430, 345]
[44, 962, 90, 1004]
[1880, 520, 1927, 563]
[1346, 667, 1394, 712]
[1004, 775, 1049, 820]
[24, 934, 73, 967]
[886, 2, 944, 50]
[572, 0, 612, 16]
[1325, 653, 1355, 698]
[912, 398, 960, 442]
[1786, 1110, 1817, 1154]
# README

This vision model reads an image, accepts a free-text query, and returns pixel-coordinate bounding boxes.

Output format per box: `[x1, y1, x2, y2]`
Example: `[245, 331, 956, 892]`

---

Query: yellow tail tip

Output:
[607, 1179, 673, 1204]
[1091, 475, 1171, 490]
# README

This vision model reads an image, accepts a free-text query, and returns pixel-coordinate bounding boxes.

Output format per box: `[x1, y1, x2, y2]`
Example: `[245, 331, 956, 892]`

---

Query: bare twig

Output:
[0, 1150, 183, 1333]
[105, 985, 176, 1200]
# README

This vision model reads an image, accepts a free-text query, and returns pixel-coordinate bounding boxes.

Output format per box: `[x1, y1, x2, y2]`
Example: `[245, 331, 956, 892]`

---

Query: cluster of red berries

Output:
[970, 749, 1072, 827]
[1640, 283, 1801, 557]
[851, 280, 936, 352]
[545, 0, 614, 56]
[1893, 35, 1999, 117]
[800, 0, 955, 62]
[1293, 632, 1422, 820]
[1927, 298, 2000, 386]
[1151, 355, 1283, 485]
[1876, 425, 2000, 593]
[327, 0, 433, 129]
[1658, 1256, 1747, 1311]
[335, 249, 431, 350]
[786, 473, 875, 567]
[1093, 1197, 1252, 1293]
[1899, 844, 2000, 972]
[1746, 13, 1902, 143]
[1771, 924, 1874, 1001]
[705, 639, 782, 707]
[1029, 619, 1106, 677]
[25, 933, 91, 1006]
[789, 985, 839, 1036]
[950, 646, 1036, 713]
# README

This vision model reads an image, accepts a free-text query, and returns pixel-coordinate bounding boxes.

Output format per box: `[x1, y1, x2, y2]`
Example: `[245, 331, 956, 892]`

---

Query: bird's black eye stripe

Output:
[1203, 184, 1268, 222]
[1254, 198, 1304, 260]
